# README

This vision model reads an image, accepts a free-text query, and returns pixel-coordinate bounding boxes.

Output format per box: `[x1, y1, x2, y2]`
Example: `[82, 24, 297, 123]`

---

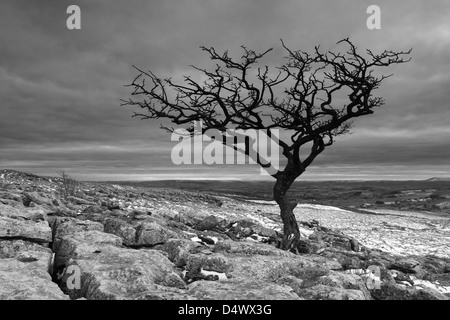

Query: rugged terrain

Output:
[123, 179, 450, 215]
[1, 169, 449, 300]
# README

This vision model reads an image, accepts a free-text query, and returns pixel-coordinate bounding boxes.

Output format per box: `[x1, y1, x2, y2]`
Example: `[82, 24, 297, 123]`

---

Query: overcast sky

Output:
[1, 0, 449, 181]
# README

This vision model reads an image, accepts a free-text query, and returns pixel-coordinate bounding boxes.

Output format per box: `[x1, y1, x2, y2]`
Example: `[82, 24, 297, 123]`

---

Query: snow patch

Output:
[190, 236, 202, 243]
[209, 236, 219, 244]
[200, 268, 228, 280]
[246, 200, 277, 205]
[299, 226, 314, 236]
[297, 203, 349, 212]
[245, 234, 269, 242]
[411, 277, 450, 294]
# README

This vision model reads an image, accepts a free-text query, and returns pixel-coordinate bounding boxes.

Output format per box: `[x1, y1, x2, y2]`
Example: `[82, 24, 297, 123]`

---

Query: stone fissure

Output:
[0, 236, 51, 245]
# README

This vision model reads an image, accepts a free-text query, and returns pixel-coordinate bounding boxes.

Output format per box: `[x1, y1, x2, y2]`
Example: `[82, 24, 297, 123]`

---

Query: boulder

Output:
[212, 240, 294, 257]
[131, 208, 152, 216]
[228, 219, 278, 239]
[223, 254, 340, 281]
[104, 219, 181, 247]
[53, 230, 122, 270]
[61, 245, 186, 300]
[371, 281, 448, 300]
[161, 239, 203, 267]
[0, 258, 68, 300]
[181, 242, 341, 284]
[0, 191, 23, 203]
[391, 269, 414, 285]
[0, 216, 52, 243]
[391, 258, 421, 274]
[135, 222, 180, 246]
[133, 285, 197, 300]
[310, 229, 362, 252]
[188, 279, 300, 300]
[22, 191, 54, 207]
[103, 218, 137, 245]
[424, 273, 450, 286]
[0, 239, 53, 273]
[0, 203, 50, 220]
[67, 196, 96, 205]
[82, 205, 105, 214]
[250, 224, 278, 238]
[418, 256, 450, 275]
[295, 284, 369, 300]
[184, 253, 233, 280]
[52, 217, 104, 241]
[106, 200, 120, 210]
[320, 248, 366, 270]
[295, 270, 372, 300]
[195, 215, 221, 231]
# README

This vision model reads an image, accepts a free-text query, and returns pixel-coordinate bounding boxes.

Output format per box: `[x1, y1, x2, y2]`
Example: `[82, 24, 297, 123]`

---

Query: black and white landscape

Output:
[1, 0, 449, 302]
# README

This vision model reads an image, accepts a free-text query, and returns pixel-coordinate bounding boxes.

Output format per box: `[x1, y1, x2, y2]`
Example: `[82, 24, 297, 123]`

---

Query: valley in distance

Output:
[113, 178, 450, 218]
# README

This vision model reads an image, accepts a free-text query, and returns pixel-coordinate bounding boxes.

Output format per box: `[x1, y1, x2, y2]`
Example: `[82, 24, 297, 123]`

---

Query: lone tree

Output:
[122, 38, 411, 252]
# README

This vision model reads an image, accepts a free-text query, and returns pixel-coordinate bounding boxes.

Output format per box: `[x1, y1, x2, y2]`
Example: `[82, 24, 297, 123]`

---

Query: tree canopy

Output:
[122, 38, 411, 251]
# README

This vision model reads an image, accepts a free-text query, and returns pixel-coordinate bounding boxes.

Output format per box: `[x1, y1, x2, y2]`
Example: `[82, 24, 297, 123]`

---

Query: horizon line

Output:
[2, 168, 450, 183]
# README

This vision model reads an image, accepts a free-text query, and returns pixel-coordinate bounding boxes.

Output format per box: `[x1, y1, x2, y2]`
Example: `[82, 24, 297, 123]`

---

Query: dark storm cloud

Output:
[1, 0, 449, 179]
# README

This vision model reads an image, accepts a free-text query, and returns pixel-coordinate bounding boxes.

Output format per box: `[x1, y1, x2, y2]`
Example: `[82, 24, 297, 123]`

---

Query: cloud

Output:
[1, 0, 449, 180]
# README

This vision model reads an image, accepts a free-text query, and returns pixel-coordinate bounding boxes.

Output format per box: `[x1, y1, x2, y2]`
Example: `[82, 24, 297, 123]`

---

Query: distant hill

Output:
[427, 177, 450, 181]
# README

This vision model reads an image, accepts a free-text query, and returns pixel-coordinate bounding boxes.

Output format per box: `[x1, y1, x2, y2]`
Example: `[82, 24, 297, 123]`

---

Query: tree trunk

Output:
[273, 175, 301, 253]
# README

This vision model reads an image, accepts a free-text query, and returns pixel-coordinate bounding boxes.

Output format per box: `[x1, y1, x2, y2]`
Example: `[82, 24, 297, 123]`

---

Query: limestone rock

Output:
[1, 170, 448, 301]
[103, 218, 137, 245]
[67, 196, 96, 205]
[320, 248, 366, 270]
[310, 229, 362, 252]
[224, 254, 340, 281]
[0, 216, 52, 243]
[195, 215, 221, 231]
[371, 281, 448, 300]
[295, 270, 372, 300]
[229, 219, 278, 239]
[52, 217, 104, 240]
[391, 258, 421, 274]
[424, 273, 450, 286]
[296, 284, 369, 300]
[161, 239, 203, 267]
[0, 258, 68, 300]
[212, 240, 294, 257]
[61, 246, 186, 300]
[0, 202, 50, 220]
[22, 191, 54, 207]
[133, 284, 198, 300]
[104, 218, 181, 247]
[188, 279, 300, 300]
[106, 200, 120, 210]
[53, 230, 122, 269]
[135, 221, 180, 246]
[179, 241, 341, 284]
[0, 239, 53, 273]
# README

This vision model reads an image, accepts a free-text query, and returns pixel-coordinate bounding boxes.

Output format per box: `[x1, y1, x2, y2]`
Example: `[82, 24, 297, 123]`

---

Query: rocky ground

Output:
[1, 169, 449, 300]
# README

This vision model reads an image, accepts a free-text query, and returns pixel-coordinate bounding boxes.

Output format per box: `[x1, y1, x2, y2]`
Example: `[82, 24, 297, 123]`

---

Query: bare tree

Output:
[57, 170, 78, 200]
[122, 38, 411, 252]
